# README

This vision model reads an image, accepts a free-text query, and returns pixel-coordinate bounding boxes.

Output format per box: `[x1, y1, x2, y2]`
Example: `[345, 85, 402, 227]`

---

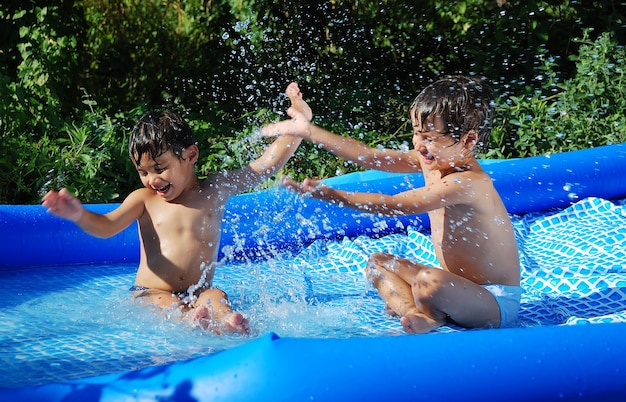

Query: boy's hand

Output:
[41, 188, 85, 222]
[281, 176, 323, 196]
[285, 82, 313, 122]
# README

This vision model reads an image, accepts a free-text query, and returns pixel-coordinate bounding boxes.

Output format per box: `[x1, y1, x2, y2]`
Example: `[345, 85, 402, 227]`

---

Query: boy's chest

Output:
[143, 196, 226, 236]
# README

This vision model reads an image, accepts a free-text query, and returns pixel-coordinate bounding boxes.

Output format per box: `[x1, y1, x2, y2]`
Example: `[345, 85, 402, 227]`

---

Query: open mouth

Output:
[420, 151, 435, 163]
[155, 183, 171, 195]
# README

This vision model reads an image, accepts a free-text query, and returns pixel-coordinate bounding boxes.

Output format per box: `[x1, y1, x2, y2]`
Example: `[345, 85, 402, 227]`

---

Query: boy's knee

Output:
[366, 252, 392, 279]
[368, 252, 385, 264]
[367, 252, 396, 270]
[196, 288, 228, 306]
[210, 288, 228, 302]
[411, 268, 442, 301]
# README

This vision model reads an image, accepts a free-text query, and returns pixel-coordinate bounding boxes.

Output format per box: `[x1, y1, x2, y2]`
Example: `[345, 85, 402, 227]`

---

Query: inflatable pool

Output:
[1, 143, 626, 401]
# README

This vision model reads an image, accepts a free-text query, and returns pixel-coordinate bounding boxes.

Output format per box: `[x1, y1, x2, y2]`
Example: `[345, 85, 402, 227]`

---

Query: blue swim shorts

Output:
[129, 285, 196, 305]
[129, 285, 149, 292]
[482, 284, 522, 328]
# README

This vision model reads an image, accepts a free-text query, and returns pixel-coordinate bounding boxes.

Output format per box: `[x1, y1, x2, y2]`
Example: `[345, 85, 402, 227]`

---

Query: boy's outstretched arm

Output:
[262, 111, 420, 174]
[42, 188, 144, 238]
[222, 83, 310, 192]
[281, 175, 457, 217]
[248, 82, 312, 177]
[247, 135, 302, 179]
[281, 176, 411, 215]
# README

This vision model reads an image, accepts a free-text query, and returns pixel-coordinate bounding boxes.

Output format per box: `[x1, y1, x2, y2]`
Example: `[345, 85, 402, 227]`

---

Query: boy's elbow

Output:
[93, 230, 117, 239]
[79, 226, 117, 239]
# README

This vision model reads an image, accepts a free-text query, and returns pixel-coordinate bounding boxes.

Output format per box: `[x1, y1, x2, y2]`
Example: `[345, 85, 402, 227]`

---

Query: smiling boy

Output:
[262, 76, 521, 333]
[43, 83, 311, 335]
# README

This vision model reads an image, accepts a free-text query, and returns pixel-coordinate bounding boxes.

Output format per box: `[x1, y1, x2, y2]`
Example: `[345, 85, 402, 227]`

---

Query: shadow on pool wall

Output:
[1, 143, 625, 270]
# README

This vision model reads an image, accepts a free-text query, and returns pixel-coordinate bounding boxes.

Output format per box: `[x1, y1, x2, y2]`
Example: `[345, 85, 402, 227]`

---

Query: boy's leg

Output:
[367, 253, 502, 333]
[366, 253, 426, 317]
[409, 268, 502, 331]
[131, 288, 182, 309]
[131, 288, 250, 334]
[191, 288, 250, 335]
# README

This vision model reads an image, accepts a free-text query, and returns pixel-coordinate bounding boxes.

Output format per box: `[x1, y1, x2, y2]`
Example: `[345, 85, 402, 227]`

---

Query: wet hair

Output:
[129, 110, 196, 166]
[410, 75, 494, 152]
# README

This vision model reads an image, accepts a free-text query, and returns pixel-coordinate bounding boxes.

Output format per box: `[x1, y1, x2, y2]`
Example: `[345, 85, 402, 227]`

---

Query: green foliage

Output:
[39, 96, 144, 202]
[0, 2, 84, 203]
[15, 95, 146, 204]
[1, 1, 625, 203]
[80, 0, 227, 111]
[489, 31, 626, 158]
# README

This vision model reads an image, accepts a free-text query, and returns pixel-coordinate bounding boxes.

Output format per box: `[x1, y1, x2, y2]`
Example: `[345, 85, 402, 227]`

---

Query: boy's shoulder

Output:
[439, 165, 497, 198]
[441, 162, 489, 181]
[199, 167, 253, 192]
[126, 187, 154, 200]
[122, 187, 156, 207]
[128, 187, 155, 198]
[198, 170, 224, 189]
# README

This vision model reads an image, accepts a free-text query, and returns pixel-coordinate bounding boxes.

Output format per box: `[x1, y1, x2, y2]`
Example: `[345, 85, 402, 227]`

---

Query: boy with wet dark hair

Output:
[43, 83, 311, 335]
[129, 110, 197, 166]
[262, 76, 521, 333]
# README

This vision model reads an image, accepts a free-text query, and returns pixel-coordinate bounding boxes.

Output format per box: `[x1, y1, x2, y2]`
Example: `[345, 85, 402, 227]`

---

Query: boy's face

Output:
[410, 110, 471, 170]
[133, 146, 198, 202]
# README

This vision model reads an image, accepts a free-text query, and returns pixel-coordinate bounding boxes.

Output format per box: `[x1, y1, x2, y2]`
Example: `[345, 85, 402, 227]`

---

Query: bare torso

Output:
[424, 167, 520, 286]
[133, 177, 232, 293]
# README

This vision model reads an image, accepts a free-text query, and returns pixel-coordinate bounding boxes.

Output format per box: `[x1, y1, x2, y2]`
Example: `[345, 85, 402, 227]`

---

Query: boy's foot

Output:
[400, 314, 441, 334]
[221, 312, 251, 335]
[192, 305, 250, 335]
[286, 82, 313, 121]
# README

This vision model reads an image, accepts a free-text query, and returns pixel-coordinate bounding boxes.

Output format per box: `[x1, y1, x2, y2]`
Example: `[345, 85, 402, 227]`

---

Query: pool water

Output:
[2, 196, 626, 390]
[0, 253, 400, 389]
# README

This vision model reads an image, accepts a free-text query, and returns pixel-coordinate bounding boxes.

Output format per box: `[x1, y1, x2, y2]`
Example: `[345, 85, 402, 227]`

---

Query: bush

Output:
[489, 31, 626, 158]
[0, 3, 82, 203]
[1, 1, 625, 203]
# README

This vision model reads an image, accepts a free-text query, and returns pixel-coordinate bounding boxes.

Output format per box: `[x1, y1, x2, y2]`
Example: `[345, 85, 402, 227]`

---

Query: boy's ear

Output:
[462, 130, 478, 150]
[184, 144, 200, 163]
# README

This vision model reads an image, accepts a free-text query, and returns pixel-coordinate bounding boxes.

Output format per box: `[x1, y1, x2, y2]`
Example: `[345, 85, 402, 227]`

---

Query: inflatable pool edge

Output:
[2, 323, 625, 401]
[2, 143, 625, 270]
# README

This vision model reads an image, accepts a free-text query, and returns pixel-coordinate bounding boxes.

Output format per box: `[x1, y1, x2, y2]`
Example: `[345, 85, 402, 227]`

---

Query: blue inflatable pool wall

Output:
[2, 143, 626, 270]
[1, 144, 626, 401]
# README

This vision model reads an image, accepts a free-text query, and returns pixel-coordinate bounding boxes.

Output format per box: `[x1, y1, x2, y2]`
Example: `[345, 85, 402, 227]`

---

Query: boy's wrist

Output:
[71, 207, 86, 223]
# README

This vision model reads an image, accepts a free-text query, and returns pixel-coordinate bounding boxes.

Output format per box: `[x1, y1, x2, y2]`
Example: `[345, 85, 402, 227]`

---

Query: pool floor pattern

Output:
[1, 196, 626, 389]
[0, 260, 401, 389]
